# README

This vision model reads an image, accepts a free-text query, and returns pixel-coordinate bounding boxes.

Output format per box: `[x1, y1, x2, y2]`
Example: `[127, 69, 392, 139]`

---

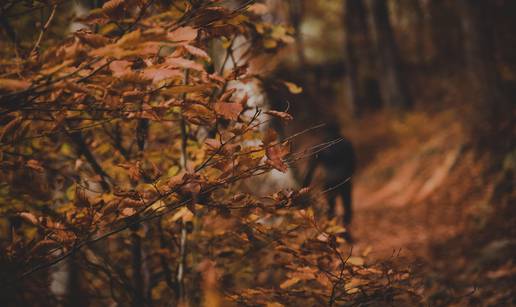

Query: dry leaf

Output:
[213, 102, 243, 121]
[280, 277, 300, 289]
[283, 81, 303, 94]
[167, 26, 198, 42]
[0, 78, 31, 91]
[266, 142, 290, 173]
[19, 212, 39, 225]
[265, 110, 293, 121]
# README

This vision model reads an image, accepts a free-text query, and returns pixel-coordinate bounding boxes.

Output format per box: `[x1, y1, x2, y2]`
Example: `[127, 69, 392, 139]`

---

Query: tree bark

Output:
[343, 0, 365, 116]
[458, 0, 505, 138]
[366, 0, 412, 110]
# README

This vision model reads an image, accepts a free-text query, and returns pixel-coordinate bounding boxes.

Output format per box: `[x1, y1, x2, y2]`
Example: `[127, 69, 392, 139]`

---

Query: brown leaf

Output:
[204, 138, 222, 153]
[162, 84, 212, 96]
[26, 159, 45, 172]
[117, 29, 141, 47]
[76, 30, 110, 47]
[280, 277, 300, 289]
[0, 116, 22, 142]
[19, 212, 39, 225]
[167, 26, 198, 42]
[142, 67, 182, 83]
[265, 110, 293, 121]
[265, 142, 290, 173]
[102, 0, 125, 19]
[183, 44, 210, 60]
[0, 78, 31, 92]
[262, 128, 278, 145]
[109, 60, 132, 77]
[213, 102, 243, 121]
[165, 57, 204, 71]
[182, 103, 216, 126]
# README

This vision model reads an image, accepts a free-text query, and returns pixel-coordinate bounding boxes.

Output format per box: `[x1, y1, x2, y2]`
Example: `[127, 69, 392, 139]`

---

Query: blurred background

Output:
[257, 0, 516, 304]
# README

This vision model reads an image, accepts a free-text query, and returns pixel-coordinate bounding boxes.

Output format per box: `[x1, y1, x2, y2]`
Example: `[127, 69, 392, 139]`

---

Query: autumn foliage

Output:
[0, 1, 419, 306]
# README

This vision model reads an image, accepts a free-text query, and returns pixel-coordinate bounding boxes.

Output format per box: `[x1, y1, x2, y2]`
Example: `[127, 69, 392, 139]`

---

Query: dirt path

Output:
[345, 112, 465, 260]
[341, 111, 516, 305]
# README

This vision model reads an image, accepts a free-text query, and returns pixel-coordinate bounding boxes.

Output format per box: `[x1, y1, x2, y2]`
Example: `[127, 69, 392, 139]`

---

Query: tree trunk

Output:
[343, 0, 372, 116]
[288, 0, 306, 66]
[366, 0, 412, 110]
[458, 0, 505, 138]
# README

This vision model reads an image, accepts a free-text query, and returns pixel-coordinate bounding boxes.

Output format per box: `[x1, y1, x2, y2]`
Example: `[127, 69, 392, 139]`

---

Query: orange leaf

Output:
[143, 67, 182, 83]
[162, 84, 212, 96]
[0, 78, 31, 92]
[167, 26, 198, 42]
[165, 57, 204, 71]
[76, 31, 110, 47]
[19, 212, 39, 225]
[183, 44, 210, 60]
[265, 142, 290, 173]
[117, 29, 141, 47]
[265, 110, 293, 121]
[262, 128, 278, 145]
[213, 102, 243, 121]
[280, 277, 300, 289]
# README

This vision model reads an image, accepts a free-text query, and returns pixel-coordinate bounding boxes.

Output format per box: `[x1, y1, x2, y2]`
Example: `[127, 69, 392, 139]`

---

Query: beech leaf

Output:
[213, 102, 243, 121]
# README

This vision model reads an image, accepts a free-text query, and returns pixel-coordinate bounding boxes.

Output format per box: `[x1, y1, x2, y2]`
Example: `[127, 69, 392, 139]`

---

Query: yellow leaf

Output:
[263, 38, 277, 49]
[347, 256, 364, 266]
[170, 206, 194, 223]
[117, 29, 141, 47]
[362, 245, 373, 257]
[280, 277, 300, 289]
[283, 81, 303, 94]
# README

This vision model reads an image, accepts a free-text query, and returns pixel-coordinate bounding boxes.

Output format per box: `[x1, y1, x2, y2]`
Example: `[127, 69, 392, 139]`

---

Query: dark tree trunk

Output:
[130, 223, 145, 307]
[458, 0, 505, 138]
[405, 0, 427, 63]
[65, 254, 86, 307]
[288, 0, 306, 66]
[427, 0, 463, 67]
[366, 0, 412, 110]
[343, 0, 372, 116]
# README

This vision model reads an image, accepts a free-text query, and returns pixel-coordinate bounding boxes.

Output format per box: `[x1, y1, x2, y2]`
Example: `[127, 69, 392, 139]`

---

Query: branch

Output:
[30, 4, 57, 56]
[68, 129, 111, 191]
[177, 60, 191, 303]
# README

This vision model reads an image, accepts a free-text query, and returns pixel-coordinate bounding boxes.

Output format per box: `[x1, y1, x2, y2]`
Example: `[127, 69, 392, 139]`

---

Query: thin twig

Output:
[30, 4, 57, 56]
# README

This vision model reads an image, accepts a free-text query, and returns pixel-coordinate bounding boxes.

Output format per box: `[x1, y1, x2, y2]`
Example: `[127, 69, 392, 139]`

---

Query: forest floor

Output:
[341, 109, 515, 305]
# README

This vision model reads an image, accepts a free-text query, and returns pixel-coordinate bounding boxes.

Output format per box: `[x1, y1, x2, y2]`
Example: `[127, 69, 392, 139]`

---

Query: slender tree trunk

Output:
[288, 0, 306, 66]
[343, 0, 372, 116]
[366, 0, 412, 110]
[458, 0, 505, 138]
[406, 0, 426, 63]
[65, 254, 82, 307]
[130, 224, 144, 307]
